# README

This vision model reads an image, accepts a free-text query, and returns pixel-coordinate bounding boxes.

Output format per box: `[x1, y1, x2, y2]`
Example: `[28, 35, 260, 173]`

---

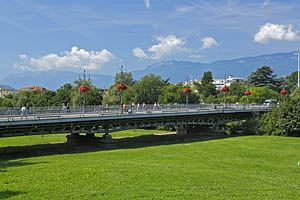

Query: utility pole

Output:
[298, 50, 300, 87]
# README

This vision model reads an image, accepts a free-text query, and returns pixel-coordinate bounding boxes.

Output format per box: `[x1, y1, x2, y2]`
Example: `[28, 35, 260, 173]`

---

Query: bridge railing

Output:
[0, 104, 271, 122]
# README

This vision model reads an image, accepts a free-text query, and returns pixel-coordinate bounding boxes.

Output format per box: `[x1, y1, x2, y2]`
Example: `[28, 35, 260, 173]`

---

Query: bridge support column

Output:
[176, 125, 223, 136]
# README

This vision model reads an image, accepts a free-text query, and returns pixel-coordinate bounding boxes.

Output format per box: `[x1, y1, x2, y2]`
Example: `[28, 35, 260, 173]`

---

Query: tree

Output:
[158, 84, 199, 104]
[53, 83, 73, 106]
[286, 71, 298, 92]
[114, 70, 135, 86]
[248, 65, 278, 91]
[71, 78, 102, 106]
[123, 74, 166, 104]
[195, 71, 216, 100]
[239, 87, 278, 104]
[228, 82, 247, 99]
[258, 91, 300, 136]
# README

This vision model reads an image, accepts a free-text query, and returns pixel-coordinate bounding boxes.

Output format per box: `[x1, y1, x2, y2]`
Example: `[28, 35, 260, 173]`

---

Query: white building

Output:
[213, 75, 246, 91]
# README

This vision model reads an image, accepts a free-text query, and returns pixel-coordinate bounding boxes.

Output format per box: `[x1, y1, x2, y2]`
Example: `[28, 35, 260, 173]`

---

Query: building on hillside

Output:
[0, 86, 14, 98]
[213, 75, 246, 90]
[16, 86, 50, 92]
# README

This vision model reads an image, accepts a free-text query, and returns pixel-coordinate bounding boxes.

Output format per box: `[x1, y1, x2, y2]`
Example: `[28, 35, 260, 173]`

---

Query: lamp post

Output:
[298, 50, 300, 87]
[79, 70, 90, 113]
[244, 90, 251, 105]
[116, 66, 128, 114]
[184, 88, 191, 105]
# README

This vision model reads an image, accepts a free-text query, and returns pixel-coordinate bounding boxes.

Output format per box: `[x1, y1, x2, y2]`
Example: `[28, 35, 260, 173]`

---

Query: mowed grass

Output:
[1, 132, 300, 199]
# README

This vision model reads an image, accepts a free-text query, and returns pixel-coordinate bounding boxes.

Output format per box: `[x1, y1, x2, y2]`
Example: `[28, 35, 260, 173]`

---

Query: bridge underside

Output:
[0, 111, 257, 138]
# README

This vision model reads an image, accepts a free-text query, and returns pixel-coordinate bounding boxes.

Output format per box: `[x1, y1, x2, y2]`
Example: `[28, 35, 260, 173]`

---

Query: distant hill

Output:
[0, 70, 114, 91]
[0, 51, 298, 90]
[132, 51, 298, 83]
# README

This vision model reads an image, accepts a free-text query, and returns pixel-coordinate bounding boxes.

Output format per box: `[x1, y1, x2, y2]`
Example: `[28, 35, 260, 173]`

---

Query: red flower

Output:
[184, 88, 191, 93]
[79, 85, 90, 92]
[221, 87, 229, 92]
[280, 90, 287, 94]
[116, 83, 128, 91]
[244, 91, 251, 95]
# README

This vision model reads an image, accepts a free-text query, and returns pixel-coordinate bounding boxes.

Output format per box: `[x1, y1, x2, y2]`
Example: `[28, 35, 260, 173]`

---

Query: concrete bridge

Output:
[0, 104, 269, 143]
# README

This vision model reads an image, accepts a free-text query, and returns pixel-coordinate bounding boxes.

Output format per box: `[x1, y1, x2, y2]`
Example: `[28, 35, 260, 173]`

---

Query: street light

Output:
[298, 49, 300, 87]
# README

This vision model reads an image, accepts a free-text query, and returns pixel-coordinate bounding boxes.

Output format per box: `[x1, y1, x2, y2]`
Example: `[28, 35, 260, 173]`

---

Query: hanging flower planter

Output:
[79, 85, 90, 92]
[116, 83, 128, 91]
[221, 87, 229, 92]
[244, 91, 251, 95]
[280, 90, 287, 94]
[184, 88, 191, 93]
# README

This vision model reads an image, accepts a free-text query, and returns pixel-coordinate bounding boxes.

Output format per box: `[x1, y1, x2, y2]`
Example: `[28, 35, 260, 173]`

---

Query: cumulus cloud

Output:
[133, 35, 187, 59]
[14, 46, 115, 71]
[132, 47, 148, 58]
[145, 0, 151, 8]
[201, 37, 218, 49]
[261, 0, 271, 8]
[254, 23, 299, 43]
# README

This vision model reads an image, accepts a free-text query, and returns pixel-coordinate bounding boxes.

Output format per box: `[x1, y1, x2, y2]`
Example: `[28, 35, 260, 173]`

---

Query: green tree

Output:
[248, 65, 279, 91]
[123, 74, 166, 104]
[286, 71, 298, 92]
[228, 82, 247, 99]
[114, 70, 135, 86]
[53, 83, 73, 106]
[158, 84, 199, 104]
[71, 78, 102, 106]
[239, 87, 278, 104]
[196, 71, 216, 100]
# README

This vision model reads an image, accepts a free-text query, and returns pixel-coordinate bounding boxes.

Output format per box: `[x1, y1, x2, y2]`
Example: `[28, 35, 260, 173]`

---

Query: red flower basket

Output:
[184, 88, 191, 93]
[116, 83, 128, 91]
[280, 90, 287, 94]
[221, 87, 229, 92]
[79, 85, 90, 92]
[244, 91, 251, 95]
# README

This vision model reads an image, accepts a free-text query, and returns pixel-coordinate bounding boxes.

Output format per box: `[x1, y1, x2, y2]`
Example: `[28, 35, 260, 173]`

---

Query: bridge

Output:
[0, 104, 269, 143]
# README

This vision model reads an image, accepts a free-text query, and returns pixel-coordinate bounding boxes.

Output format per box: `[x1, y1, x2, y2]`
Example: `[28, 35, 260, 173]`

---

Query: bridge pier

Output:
[176, 125, 224, 136]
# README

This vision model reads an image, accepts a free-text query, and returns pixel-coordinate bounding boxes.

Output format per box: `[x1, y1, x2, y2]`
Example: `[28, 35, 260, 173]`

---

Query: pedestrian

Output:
[154, 102, 157, 110]
[21, 104, 27, 119]
[142, 102, 146, 110]
[123, 103, 127, 113]
[66, 103, 70, 112]
[26, 103, 30, 115]
[62, 103, 66, 113]
[137, 103, 140, 111]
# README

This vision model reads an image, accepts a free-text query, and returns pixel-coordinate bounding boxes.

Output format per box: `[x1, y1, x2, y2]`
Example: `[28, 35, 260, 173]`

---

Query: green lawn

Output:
[1, 131, 300, 199]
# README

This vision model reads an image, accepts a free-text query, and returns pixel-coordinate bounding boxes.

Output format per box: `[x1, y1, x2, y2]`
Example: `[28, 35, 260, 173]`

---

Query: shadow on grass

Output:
[0, 190, 25, 199]
[0, 133, 245, 161]
[0, 160, 48, 172]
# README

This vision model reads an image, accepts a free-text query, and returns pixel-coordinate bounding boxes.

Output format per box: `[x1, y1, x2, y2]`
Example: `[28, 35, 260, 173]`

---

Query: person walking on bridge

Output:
[21, 105, 27, 119]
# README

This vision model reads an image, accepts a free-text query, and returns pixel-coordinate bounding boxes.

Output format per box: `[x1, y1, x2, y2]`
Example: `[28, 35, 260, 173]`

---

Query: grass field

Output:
[1, 130, 300, 199]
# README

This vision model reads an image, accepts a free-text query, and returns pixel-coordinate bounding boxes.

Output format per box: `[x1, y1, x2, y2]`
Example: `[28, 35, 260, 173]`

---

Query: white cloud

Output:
[254, 23, 299, 43]
[190, 54, 204, 58]
[261, 0, 271, 8]
[144, 0, 151, 8]
[133, 35, 187, 59]
[14, 46, 115, 71]
[19, 54, 27, 59]
[201, 37, 218, 49]
[172, 6, 194, 17]
[132, 47, 148, 58]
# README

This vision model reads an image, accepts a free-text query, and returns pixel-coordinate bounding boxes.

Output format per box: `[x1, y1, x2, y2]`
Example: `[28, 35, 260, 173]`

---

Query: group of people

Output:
[21, 104, 30, 119]
[61, 103, 70, 113]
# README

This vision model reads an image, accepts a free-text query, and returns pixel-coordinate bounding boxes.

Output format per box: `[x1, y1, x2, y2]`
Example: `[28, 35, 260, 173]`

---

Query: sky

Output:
[0, 0, 300, 79]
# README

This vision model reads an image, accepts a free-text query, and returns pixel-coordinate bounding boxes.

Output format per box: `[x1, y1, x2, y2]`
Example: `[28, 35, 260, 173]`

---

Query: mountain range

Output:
[1, 51, 298, 90]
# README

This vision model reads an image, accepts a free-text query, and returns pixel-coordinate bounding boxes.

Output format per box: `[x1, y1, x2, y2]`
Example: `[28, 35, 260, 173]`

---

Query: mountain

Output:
[132, 51, 298, 83]
[0, 70, 114, 91]
[0, 51, 298, 90]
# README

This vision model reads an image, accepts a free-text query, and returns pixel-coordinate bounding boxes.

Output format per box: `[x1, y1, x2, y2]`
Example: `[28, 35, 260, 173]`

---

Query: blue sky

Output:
[0, 0, 299, 79]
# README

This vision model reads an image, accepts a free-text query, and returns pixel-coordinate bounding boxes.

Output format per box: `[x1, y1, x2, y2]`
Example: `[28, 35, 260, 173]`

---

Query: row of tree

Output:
[0, 65, 298, 108]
